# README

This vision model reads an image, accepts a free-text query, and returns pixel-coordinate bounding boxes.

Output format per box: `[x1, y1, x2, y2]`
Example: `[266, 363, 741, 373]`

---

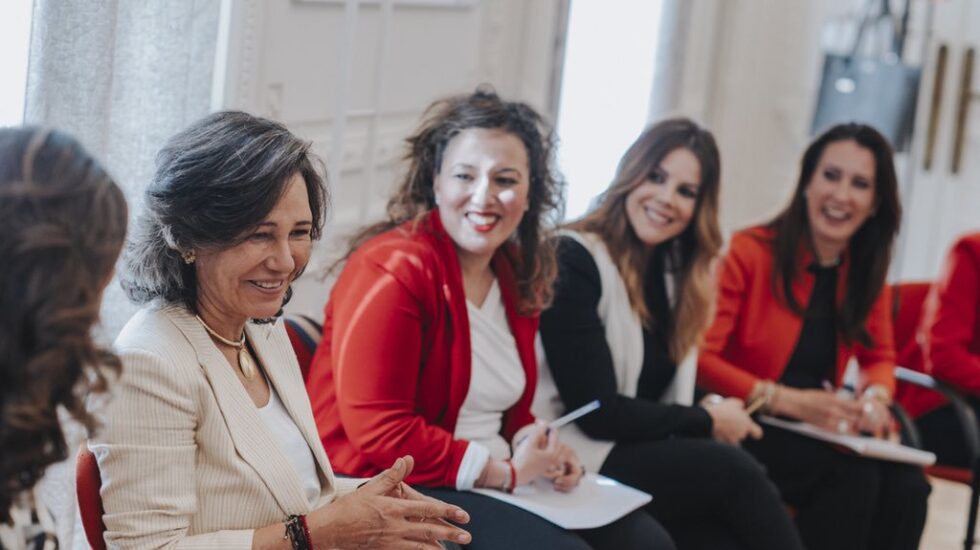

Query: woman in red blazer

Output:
[907, 232, 980, 466]
[306, 88, 672, 550]
[698, 123, 929, 550]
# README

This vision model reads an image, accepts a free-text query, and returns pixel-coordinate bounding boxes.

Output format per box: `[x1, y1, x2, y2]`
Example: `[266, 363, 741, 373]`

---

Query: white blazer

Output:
[91, 303, 360, 549]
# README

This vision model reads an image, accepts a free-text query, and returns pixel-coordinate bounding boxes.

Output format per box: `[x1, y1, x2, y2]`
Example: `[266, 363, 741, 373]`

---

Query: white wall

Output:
[213, 0, 965, 319]
[678, 0, 857, 233]
[214, 0, 567, 319]
[688, 0, 977, 280]
[676, 0, 974, 282]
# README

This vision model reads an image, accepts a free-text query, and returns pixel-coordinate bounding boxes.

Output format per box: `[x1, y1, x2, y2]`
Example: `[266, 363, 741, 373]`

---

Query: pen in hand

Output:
[745, 396, 767, 415]
[547, 400, 601, 433]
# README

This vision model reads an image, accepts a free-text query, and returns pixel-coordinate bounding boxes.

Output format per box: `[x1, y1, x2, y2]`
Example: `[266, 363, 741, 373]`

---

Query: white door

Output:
[897, 0, 980, 280]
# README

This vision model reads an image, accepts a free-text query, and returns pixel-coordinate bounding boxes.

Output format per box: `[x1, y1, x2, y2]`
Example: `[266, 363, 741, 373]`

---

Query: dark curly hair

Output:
[120, 111, 328, 322]
[0, 127, 127, 522]
[343, 86, 565, 312]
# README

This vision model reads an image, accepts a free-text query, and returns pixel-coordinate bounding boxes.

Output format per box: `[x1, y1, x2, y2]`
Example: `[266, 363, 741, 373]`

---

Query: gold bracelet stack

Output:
[862, 384, 892, 405]
[746, 381, 778, 414]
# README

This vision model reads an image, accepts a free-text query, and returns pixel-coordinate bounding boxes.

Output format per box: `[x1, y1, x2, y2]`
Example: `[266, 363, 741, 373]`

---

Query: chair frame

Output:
[894, 366, 980, 550]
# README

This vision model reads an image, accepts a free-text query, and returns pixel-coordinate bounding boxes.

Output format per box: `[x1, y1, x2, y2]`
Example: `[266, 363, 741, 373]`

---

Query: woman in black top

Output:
[536, 119, 802, 550]
[697, 124, 929, 550]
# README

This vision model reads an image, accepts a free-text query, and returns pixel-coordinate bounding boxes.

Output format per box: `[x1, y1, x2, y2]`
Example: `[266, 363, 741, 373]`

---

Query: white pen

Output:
[548, 400, 601, 431]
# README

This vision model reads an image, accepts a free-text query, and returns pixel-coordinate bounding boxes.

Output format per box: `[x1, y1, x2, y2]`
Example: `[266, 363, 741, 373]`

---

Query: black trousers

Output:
[600, 438, 804, 550]
[418, 486, 675, 550]
[743, 427, 931, 550]
[916, 397, 980, 468]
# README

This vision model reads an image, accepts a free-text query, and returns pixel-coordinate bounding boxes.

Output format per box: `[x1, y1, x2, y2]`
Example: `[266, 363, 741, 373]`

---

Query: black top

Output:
[780, 263, 838, 389]
[538, 237, 712, 442]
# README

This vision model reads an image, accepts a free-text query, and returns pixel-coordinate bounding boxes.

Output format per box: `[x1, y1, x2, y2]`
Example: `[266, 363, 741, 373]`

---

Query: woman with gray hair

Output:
[92, 111, 471, 549]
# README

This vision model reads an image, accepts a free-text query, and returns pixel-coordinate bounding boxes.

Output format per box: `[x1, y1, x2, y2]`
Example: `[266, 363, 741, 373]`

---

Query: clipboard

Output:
[759, 415, 936, 466]
[471, 473, 651, 529]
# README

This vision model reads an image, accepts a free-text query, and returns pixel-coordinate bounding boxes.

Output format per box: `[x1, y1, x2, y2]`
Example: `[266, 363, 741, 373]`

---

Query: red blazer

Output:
[698, 226, 896, 399]
[900, 233, 980, 417]
[306, 211, 538, 487]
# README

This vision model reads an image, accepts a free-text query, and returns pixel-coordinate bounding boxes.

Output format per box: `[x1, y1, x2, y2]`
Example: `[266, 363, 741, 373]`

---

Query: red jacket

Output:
[306, 211, 538, 487]
[899, 233, 980, 417]
[698, 226, 896, 399]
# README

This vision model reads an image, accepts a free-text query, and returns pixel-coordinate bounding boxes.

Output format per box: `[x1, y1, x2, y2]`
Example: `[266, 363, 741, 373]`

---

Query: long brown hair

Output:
[0, 128, 127, 521]
[343, 87, 565, 312]
[768, 123, 901, 346]
[568, 118, 722, 361]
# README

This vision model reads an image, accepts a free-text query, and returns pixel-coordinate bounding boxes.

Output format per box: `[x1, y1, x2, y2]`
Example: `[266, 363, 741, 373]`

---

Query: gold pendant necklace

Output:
[195, 315, 256, 380]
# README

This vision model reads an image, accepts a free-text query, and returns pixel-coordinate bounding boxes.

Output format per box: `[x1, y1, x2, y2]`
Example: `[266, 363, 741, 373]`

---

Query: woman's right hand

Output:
[701, 396, 763, 444]
[309, 456, 472, 549]
[775, 386, 864, 434]
[510, 424, 564, 486]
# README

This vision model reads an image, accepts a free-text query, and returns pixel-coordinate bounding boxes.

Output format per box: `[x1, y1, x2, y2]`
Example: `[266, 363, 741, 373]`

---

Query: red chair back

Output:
[284, 314, 324, 382]
[892, 282, 932, 369]
[76, 442, 106, 550]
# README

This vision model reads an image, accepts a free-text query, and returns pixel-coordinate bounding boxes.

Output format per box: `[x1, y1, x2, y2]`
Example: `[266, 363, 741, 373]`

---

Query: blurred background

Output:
[4, 0, 978, 328]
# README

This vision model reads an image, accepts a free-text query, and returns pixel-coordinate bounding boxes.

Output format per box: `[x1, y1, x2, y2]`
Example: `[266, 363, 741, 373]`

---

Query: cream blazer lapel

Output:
[167, 308, 313, 514]
[246, 320, 339, 500]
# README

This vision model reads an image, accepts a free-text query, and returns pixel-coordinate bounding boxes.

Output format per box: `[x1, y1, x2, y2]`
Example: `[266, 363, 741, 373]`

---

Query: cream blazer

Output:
[91, 303, 361, 549]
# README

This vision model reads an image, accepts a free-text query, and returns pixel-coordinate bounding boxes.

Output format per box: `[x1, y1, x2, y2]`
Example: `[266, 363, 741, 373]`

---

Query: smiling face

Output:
[804, 139, 877, 261]
[195, 172, 314, 329]
[433, 127, 530, 271]
[625, 147, 702, 247]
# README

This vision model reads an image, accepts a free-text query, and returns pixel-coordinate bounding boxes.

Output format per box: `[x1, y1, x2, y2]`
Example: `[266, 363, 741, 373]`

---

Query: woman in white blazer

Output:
[92, 111, 471, 549]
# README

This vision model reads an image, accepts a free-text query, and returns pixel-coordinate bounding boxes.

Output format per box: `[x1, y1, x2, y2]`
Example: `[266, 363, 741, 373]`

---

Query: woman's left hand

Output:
[546, 442, 584, 492]
[854, 395, 892, 438]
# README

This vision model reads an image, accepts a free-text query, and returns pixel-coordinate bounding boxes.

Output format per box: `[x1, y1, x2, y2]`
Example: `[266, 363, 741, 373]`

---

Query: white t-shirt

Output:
[453, 279, 526, 490]
[257, 384, 322, 506]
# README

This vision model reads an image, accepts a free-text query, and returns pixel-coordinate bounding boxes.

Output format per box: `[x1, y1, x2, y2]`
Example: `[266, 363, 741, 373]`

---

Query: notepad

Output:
[759, 415, 937, 466]
[471, 473, 651, 529]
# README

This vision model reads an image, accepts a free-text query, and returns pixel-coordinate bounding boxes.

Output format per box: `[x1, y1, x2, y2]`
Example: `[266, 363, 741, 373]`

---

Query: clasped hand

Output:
[700, 395, 763, 444]
[310, 456, 471, 549]
[782, 387, 892, 438]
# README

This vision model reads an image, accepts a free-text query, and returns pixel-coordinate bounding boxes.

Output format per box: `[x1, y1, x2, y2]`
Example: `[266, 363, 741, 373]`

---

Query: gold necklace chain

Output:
[195, 315, 256, 380]
[195, 315, 245, 348]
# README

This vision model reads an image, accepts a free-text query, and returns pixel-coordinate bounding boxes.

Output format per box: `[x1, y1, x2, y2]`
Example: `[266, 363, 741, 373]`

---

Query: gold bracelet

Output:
[746, 381, 778, 414]
[862, 384, 892, 404]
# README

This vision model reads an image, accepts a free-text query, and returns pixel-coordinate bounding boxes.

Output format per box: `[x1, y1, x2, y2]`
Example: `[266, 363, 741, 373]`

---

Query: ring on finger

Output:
[837, 419, 849, 434]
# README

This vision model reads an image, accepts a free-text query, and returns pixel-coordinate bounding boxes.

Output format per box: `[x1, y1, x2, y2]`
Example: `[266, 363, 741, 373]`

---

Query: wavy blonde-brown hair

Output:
[0, 127, 127, 521]
[567, 118, 722, 361]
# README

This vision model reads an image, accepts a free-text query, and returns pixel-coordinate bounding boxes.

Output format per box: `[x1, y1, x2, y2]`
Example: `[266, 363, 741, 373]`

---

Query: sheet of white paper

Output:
[760, 415, 936, 466]
[470, 473, 651, 529]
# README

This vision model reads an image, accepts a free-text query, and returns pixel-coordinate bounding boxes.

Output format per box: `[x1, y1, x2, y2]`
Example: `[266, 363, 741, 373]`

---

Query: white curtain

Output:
[647, 0, 695, 122]
[24, 1, 220, 546]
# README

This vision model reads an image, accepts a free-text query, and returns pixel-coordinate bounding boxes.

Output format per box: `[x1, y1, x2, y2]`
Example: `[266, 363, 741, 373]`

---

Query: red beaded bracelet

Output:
[300, 514, 314, 550]
[503, 459, 517, 494]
